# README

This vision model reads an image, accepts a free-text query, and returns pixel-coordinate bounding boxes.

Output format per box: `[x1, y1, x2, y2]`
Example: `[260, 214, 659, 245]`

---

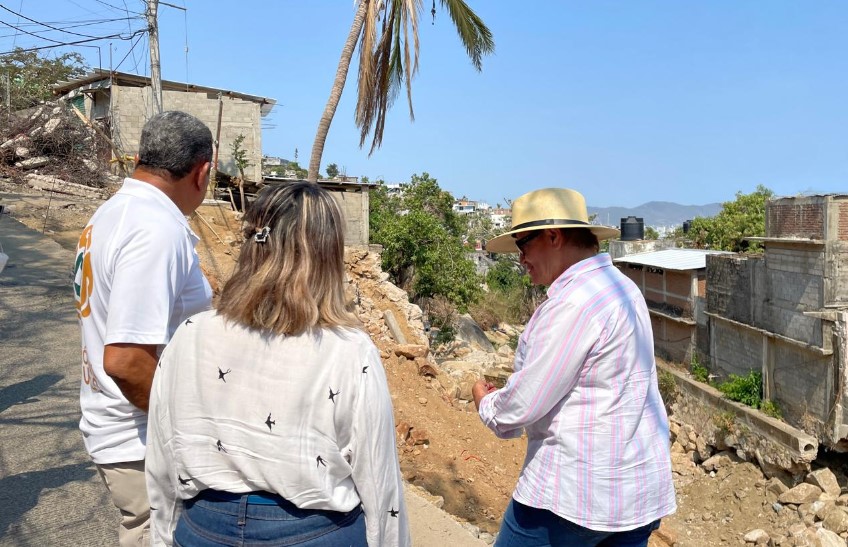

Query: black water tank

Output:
[620, 216, 644, 241]
[682, 219, 692, 234]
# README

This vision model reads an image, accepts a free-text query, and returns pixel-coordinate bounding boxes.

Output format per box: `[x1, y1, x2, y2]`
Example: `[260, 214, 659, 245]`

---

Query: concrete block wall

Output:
[762, 246, 824, 346]
[711, 320, 762, 378]
[330, 190, 369, 246]
[706, 254, 757, 323]
[770, 343, 834, 440]
[110, 86, 263, 181]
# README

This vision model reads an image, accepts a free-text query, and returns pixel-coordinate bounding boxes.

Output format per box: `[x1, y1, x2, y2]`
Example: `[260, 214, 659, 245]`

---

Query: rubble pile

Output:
[0, 101, 111, 190]
[670, 419, 848, 546]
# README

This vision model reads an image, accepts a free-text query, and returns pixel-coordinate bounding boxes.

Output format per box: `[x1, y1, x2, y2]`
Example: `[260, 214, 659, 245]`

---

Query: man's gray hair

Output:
[137, 111, 213, 179]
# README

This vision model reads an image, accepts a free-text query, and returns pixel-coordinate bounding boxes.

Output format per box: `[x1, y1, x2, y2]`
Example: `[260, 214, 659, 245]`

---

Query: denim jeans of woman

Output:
[494, 499, 661, 547]
[173, 490, 366, 547]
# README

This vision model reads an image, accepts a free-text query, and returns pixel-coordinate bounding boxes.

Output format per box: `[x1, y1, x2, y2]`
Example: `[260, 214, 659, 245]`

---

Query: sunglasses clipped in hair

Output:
[514, 231, 541, 253]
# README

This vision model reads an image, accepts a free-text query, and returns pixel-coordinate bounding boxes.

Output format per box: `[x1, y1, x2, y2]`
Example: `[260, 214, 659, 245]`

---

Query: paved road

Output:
[0, 213, 485, 546]
[0, 214, 117, 546]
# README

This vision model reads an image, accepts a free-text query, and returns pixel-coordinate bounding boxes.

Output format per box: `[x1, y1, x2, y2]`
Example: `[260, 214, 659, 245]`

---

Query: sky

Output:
[4, 1, 847, 208]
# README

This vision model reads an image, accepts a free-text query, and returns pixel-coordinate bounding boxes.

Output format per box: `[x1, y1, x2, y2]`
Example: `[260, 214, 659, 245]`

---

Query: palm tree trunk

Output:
[307, 0, 368, 182]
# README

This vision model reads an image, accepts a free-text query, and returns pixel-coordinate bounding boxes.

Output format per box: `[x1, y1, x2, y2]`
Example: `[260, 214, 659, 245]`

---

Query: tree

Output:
[644, 226, 660, 240]
[0, 48, 88, 112]
[688, 185, 774, 252]
[370, 173, 480, 310]
[325, 163, 340, 179]
[230, 134, 252, 211]
[307, 0, 494, 181]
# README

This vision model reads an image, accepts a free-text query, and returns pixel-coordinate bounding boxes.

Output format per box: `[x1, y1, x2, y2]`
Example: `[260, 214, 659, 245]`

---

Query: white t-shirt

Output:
[146, 311, 411, 547]
[74, 177, 212, 465]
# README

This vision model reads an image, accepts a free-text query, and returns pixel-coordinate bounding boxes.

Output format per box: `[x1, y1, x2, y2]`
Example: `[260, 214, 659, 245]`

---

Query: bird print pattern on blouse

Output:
[218, 367, 231, 382]
[173, 356, 403, 522]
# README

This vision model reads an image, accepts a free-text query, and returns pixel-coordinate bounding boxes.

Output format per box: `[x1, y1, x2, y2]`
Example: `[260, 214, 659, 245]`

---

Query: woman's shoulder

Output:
[322, 326, 378, 353]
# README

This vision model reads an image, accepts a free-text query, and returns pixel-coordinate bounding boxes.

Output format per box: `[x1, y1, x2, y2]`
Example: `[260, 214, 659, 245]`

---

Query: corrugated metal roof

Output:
[614, 248, 732, 271]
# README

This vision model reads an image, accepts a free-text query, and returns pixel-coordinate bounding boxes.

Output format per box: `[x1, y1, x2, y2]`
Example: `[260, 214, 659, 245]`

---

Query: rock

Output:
[694, 435, 712, 463]
[43, 117, 61, 134]
[808, 468, 843, 498]
[816, 527, 847, 547]
[14, 146, 30, 159]
[82, 158, 99, 172]
[461, 522, 480, 538]
[766, 478, 790, 497]
[779, 483, 823, 505]
[838, 494, 848, 507]
[418, 397, 428, 405]
[394, 344, 428, 359]
[702, 451, 734, 472]
[743, 528, 769, 544]
[16, 156, 49, 170]
[454, 314, 495, 353]
[409, 428, 429, 446]
[479, 532, 494, 544]
[818, 501, 839, 521]
[822, 507, 848, 534]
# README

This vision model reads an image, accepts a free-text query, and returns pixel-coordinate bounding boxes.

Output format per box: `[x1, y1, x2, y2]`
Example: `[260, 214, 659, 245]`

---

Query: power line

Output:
[93, 0, 144, 16]
[113, 27, 144, 71]
[0, 29, 144, 55]
[0, 3, 106, 38]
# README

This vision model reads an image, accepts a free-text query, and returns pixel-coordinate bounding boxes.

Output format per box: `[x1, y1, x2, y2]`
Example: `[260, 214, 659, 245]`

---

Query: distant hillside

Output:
[587, 201, 722, 228]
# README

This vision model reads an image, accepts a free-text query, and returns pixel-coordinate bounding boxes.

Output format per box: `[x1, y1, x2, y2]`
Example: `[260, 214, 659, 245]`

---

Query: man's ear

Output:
[548, 228, 565, 249]
[194, 161, 211, 190]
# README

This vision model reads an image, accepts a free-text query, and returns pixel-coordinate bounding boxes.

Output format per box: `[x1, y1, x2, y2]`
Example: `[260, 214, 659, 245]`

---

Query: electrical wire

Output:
[0, 29, 144, 55]
[0, 4, 107, 38]
[112, 27, 144, 71]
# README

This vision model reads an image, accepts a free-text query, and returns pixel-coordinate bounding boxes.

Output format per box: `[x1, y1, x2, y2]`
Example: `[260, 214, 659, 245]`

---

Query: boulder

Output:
[822, 507, 848, 534]
[454, 314, 495, 353]
[807, 468, 843, 498]
[779, 483, 823, 505]
[742, 529, 769, 544]
[816, 527, 847, 547]
[394, 344, 428, 360]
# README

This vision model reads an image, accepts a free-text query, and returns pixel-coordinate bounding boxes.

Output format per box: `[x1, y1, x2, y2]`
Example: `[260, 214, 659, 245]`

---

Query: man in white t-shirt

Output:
[73, 111, 214, 547]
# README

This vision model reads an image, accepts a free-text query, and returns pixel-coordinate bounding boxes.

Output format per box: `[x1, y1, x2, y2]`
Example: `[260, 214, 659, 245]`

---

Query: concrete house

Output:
[614, 249, 729, 363]
[704, 194, 848, 448]
[52, 70, 275, 182]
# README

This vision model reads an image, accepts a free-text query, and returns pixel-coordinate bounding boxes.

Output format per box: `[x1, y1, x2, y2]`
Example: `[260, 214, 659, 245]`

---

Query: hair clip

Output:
[253, 226, 271, 243]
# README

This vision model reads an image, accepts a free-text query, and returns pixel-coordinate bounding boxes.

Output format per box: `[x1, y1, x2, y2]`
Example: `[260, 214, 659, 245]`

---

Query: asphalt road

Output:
[0, 212, 485, 547]
[0, 214, 117, 546]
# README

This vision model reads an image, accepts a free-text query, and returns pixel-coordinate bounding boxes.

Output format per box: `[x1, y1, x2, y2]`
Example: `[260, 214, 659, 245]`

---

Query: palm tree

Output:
[307, 0, 494, 182]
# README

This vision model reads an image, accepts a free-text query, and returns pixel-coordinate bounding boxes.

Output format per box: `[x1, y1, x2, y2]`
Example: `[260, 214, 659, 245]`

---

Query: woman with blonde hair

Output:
[146, 182, 410, 547]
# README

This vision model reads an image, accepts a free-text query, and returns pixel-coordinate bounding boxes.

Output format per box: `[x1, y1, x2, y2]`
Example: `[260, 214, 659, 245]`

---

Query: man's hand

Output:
[472, 379, 498, 410]
[103, 343, 159, 412]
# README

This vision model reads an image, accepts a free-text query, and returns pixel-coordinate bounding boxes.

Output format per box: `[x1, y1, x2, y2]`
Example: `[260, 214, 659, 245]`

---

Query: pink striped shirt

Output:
[479, 253, 676, 531]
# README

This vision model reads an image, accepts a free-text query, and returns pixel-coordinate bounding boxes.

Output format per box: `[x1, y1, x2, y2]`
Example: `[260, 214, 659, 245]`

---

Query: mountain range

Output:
[587, 201, 723, 228]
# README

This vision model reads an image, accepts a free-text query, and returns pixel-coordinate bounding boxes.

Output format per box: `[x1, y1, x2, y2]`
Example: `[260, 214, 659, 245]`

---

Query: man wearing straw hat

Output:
[473, 188, 676, 546]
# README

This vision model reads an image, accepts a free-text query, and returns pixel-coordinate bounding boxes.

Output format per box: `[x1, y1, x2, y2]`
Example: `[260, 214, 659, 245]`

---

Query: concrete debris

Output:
[1, 100, 109, 189]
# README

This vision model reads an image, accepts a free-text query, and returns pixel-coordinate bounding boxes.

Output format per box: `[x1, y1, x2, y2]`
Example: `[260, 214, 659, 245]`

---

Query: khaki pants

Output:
[96, 460, 150, 547]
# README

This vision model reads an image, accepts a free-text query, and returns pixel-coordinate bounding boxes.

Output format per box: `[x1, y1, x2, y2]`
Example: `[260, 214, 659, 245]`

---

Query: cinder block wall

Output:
[329, 190, 369, 246]
[770, 344, 833, 440]
[110, 86, 263, 181]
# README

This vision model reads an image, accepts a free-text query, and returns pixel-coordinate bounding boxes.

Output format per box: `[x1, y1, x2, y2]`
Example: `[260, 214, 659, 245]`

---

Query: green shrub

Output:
[658, 370, 677, 404]
[760, 399, 782, 419]
[690, 355, 709, 383]
[717, 370, 762, 409]
[713, 411, 736, 436]
[507, 334, 519, 351]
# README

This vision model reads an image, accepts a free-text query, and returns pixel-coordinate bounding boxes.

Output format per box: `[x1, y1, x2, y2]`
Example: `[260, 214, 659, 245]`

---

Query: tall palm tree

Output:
[307, 0, 494, 182]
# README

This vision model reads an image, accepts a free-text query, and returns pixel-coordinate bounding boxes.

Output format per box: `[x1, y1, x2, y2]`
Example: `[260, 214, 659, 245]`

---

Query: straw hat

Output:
[486, 188, 620, 253]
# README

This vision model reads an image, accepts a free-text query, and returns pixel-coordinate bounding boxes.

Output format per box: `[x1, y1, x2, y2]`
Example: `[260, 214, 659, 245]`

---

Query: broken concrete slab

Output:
[16, 156, 49, 170]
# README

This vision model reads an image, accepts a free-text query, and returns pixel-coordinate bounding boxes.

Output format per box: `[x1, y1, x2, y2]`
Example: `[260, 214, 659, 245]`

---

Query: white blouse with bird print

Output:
[146, 310, 410, 547]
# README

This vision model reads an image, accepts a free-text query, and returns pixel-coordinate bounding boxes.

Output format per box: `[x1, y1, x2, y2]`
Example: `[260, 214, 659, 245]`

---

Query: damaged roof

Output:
[52, 69, 276, 117]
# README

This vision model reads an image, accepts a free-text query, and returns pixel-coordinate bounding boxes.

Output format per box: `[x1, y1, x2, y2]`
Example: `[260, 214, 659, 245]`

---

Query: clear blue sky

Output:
[6, 1, 848, 208]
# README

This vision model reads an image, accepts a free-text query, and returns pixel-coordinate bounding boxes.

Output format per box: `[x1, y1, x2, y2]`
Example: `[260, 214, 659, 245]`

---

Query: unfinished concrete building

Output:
[704, 194, 848, 449]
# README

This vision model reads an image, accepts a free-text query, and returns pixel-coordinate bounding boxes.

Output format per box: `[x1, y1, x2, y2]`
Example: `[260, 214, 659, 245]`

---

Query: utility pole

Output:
[146, 0, 163, 114]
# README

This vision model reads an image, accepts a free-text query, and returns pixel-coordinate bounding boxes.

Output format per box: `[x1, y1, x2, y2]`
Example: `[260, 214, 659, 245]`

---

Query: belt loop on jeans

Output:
[237, 494, 248, 527]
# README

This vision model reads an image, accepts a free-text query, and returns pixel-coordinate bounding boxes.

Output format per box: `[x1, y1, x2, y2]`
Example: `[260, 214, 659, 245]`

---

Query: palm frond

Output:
[439, 0, 494, 70]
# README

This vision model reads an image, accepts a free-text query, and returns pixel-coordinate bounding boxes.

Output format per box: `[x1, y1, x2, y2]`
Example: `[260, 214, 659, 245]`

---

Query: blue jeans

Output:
[174, 490, 366, 546]
[495, 499, 661, 547]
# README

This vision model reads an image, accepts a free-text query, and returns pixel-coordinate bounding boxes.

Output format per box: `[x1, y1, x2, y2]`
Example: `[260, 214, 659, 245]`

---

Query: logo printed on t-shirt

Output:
[74, 225, 94, 318]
